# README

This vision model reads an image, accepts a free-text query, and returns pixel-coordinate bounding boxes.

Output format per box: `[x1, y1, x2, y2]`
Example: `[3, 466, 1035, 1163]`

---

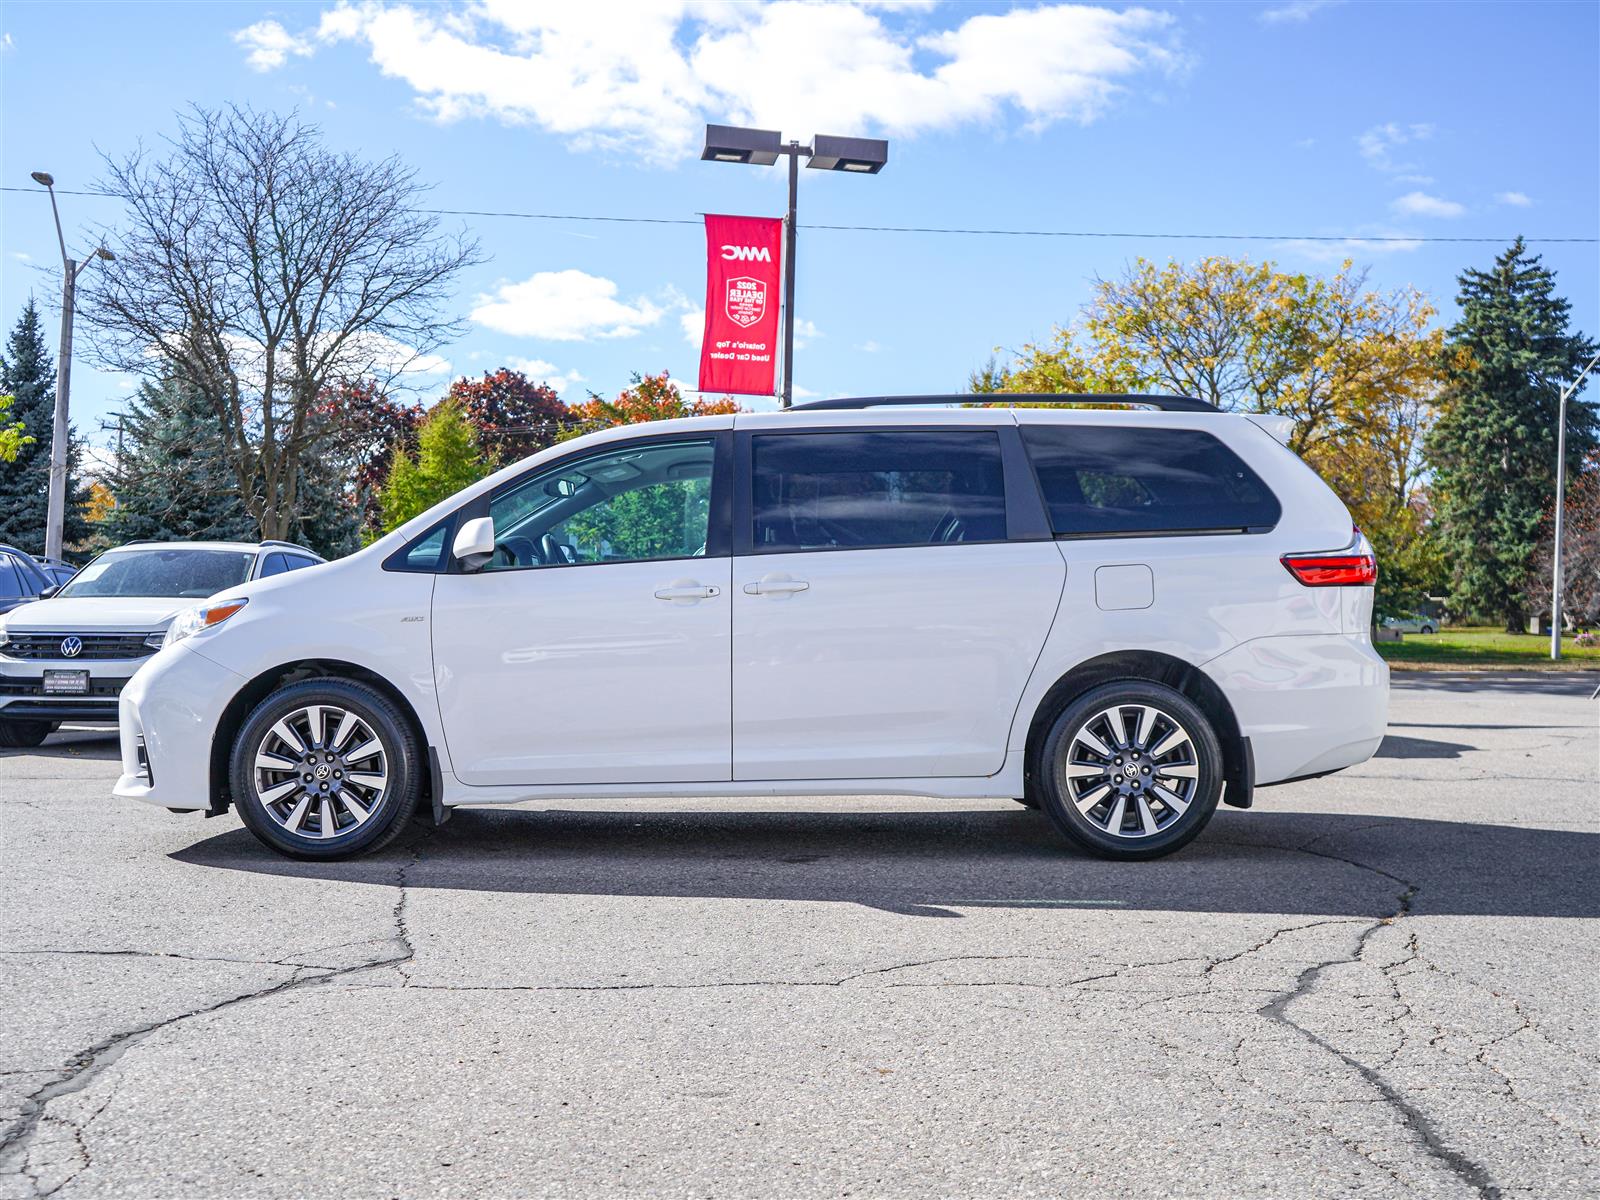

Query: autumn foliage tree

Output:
[568, 371, 739, 431]
[446, 369, 575, 461]
[975, 255, 1449, 615]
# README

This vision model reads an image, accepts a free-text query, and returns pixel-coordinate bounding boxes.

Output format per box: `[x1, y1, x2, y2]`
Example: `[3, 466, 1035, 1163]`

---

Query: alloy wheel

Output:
[1058, 704, 1200, 839]
[251, 704, 389, 840]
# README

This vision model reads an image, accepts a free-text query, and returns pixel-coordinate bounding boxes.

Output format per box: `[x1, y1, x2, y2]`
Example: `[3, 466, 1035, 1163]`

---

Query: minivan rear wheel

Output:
[1036, 681, 1223, 861]
[229, 678, 421, 860]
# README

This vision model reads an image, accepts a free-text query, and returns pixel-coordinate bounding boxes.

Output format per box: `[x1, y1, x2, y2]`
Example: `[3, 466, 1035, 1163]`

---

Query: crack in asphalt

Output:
[0, 847, 424, 1198]
[1256, 842, 1506, 1200]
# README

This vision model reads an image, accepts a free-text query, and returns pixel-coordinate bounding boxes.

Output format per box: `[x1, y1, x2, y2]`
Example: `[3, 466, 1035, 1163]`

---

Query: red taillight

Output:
[1281, 553, 1376, 587]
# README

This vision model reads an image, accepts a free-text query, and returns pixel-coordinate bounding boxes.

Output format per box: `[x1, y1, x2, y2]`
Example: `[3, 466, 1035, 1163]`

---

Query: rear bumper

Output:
[1203, 633, 1388, 785]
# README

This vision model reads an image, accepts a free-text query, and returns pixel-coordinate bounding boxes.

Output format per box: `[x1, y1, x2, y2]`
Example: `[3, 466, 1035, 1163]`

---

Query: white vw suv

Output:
[113, 397, 1387, 861]
[0, 540, 322, 747]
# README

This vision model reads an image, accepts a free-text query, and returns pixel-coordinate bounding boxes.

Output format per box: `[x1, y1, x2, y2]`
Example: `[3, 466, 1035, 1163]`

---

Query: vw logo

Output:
[59, 636, 83, 658]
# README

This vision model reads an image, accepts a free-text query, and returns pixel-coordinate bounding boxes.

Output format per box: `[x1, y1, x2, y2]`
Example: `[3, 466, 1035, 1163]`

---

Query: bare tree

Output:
[82, 106, 481, 540]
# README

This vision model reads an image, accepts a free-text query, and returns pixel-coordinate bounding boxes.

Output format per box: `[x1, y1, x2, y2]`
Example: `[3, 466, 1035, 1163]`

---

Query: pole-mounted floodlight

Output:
[701, 123, 888, 408]
[807, 134, 889, 174]
[29, 172, 114, 562]
[700, 125, 782, 166]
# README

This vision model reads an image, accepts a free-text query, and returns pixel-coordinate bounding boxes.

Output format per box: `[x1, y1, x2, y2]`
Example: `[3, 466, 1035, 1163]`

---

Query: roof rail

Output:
[788, 393, 1218, 414]
[259, 540, 317, 553]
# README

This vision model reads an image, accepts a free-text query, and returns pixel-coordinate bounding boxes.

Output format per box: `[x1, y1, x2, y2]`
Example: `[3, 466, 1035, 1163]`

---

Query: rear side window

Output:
[752, 430, 1006, 553]
[258, 553, 289, 578]
[1020, 425, 1280, 537]
[283, 555, 318, 572]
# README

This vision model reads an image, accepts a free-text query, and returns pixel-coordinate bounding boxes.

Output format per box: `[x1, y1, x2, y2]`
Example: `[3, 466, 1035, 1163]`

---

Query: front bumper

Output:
[114, 643, 246, 812]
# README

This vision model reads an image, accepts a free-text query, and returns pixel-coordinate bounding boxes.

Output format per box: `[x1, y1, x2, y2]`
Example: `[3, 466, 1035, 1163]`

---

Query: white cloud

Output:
[471, 270, 664, 340]
[1496, 191, 1534, 207]
[1357, 121, 1433, 173]
[9, 251, 31, 264]
[241, 2, 1184, 163]
[1260, 0, 1341, 24]
[234, 19, 316, 71]
[1391, 191, 1465, 219]
[1, 32, 14, 52]
[857, 339, 882, 353]
[507, 356, 586, 393]
[681, 308, 706, 349]
[1276, 232, 1424, 264]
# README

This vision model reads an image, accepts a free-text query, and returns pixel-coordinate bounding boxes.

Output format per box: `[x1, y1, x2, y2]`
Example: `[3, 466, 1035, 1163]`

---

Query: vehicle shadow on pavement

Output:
[171, 808, 1599, 920]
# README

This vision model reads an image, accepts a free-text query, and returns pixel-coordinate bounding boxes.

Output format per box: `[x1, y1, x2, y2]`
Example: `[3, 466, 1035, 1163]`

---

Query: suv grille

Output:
[1, 632, 157, 661]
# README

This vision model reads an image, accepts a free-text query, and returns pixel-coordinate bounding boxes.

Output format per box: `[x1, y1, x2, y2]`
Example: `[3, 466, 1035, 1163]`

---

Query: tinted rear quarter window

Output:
[752, 430, 1006, 553]
[1021, 424, 1280, 537]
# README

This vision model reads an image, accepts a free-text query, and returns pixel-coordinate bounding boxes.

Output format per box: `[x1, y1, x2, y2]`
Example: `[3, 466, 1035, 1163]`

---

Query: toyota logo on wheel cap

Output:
[59, 636, 83, 658]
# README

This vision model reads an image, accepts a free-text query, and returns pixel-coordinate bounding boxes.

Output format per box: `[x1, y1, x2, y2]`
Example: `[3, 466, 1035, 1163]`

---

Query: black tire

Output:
[1420, 625, 1434, 635]
[0, 718, 52, 748]
[1035, 680, 1224, 861]
[229, 677, 421, 861]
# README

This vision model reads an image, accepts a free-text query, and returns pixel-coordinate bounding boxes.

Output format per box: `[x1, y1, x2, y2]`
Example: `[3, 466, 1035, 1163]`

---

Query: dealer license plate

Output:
[42, 670, 90, 696]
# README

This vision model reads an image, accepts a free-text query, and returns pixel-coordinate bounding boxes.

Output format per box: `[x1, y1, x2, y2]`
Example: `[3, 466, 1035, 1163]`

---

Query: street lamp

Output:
[1548, 350, 1600, 660]
[31, 172, 115, 562]
[702, 124, 888, 408]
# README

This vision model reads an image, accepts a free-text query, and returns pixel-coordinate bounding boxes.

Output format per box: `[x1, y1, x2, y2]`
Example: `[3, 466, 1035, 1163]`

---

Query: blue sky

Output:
[2, 0, 1596, 451]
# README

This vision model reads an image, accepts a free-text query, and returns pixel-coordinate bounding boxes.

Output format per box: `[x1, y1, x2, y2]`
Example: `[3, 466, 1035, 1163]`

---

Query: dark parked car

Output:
[30, 555, 79, 588]
[0, 545, 58, 614]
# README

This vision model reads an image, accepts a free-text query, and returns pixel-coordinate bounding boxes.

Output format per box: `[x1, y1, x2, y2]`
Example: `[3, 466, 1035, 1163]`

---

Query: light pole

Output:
[1549, 349, 1600, 659]
[701, 126, 888, 408]
[31, 171, 114, 562]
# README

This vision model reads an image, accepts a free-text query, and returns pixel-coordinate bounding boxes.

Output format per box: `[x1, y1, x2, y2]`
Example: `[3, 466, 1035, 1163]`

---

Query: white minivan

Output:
[113, 396, 1388, 861]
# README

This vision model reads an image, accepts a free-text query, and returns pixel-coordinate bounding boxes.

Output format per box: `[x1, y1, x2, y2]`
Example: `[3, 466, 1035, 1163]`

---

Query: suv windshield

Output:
[58, 548, 255, 599]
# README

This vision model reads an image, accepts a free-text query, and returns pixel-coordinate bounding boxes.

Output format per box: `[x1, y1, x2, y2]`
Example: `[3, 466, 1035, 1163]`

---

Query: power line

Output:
[4, 185, 1595, 244]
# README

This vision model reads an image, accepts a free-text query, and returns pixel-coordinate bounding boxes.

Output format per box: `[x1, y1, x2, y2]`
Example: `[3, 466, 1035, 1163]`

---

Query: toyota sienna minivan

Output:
[112, 396, 1388, 861]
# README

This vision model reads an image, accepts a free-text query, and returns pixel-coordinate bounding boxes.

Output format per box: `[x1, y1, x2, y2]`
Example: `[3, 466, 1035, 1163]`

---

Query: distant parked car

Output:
[0, 539, 324, 747]
[0, 545, 58, 615]
[1381, 614, 1437, 635]
[31, 555, 80, 588]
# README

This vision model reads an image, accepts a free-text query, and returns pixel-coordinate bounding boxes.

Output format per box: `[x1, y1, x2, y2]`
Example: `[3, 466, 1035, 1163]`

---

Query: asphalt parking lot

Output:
[1, 670, 1596, 1199]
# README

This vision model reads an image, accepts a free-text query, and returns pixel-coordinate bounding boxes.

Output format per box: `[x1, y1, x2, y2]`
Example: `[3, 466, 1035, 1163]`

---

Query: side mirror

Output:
[451, 516, 496, 571]
[39, 586, 58, 600]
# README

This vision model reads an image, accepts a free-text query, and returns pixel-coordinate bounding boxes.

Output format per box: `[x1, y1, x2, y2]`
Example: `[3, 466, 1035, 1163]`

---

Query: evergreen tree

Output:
[379, 401, 493, 532]
[101, 376, 258, 545]
[1429, 240, 1598, 630]
[0, 299, 90, 552]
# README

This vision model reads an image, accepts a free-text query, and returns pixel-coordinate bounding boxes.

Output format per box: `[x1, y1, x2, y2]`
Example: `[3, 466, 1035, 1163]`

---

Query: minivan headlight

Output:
[165, 597, 249, 647]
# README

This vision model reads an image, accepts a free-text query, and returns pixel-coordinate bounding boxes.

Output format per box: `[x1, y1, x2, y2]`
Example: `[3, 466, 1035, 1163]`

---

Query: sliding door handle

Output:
[743, 577, 810, 596]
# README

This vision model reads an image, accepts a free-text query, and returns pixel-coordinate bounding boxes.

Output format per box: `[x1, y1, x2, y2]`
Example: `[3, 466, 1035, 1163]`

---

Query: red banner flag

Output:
[699, 214, 783, 396]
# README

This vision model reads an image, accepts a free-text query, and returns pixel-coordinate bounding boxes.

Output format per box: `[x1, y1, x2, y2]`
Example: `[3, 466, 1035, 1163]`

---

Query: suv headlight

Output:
[165, 597, 249, 647]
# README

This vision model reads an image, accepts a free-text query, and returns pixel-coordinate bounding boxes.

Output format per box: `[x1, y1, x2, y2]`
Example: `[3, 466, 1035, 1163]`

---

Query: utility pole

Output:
[30, 172, 114, 561]
[780, 140, 803, 410]
[1549, 350, 1600, 660]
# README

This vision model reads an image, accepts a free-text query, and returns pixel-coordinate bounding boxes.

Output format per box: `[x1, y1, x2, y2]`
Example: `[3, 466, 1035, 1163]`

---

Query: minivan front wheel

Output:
[229, 678, 421, 860]
[1037, 681, 1223, 861]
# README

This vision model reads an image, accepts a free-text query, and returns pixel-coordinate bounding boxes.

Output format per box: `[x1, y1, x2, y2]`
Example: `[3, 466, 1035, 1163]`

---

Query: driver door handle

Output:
[654, 584, 720, 601]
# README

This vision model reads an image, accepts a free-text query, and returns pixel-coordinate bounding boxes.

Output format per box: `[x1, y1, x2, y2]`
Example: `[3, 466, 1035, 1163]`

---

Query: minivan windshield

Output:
[57, 548, 255, 599]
